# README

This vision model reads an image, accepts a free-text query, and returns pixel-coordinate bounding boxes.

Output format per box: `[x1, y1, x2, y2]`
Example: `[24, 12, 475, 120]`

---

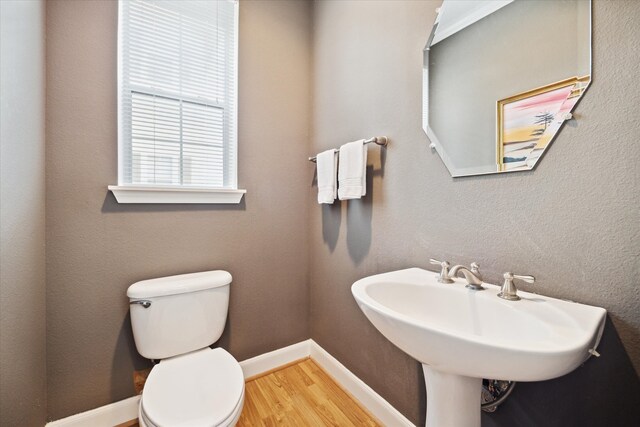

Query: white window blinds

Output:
[118, 0, 238, 188]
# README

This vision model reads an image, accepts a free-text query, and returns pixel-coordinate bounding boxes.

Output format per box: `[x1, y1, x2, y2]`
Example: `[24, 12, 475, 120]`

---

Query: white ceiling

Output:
[431, 0, 514, 45]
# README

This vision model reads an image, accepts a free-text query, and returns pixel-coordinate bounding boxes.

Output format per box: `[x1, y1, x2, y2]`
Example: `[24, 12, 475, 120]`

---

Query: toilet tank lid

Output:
[127, 270, 232, 299]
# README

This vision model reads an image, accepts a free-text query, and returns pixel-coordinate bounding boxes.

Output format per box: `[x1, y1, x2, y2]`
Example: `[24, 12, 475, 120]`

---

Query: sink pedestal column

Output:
[422, 365, 482, 427]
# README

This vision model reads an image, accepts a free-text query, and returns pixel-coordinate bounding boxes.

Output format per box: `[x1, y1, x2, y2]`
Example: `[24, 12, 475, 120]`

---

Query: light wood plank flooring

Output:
[238, 358, 380, 426]
[120, 358, 380, 427]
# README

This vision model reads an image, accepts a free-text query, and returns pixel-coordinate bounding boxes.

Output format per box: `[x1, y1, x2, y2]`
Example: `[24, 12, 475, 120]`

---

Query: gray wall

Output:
[310, 0, 639, 425]
[0, 1, 47, 426]
[45, 0, 312, 420]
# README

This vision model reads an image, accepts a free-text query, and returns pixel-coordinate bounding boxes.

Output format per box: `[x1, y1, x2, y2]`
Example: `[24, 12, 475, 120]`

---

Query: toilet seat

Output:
[140, 347, 245, 427]
[139, 389, 244, 427]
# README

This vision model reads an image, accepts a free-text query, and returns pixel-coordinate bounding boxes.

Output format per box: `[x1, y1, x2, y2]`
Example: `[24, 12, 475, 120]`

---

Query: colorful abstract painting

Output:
[497, 76, 589, 171]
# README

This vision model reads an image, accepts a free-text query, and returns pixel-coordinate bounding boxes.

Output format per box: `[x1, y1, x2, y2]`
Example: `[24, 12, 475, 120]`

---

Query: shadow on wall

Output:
[478, 317, 640, 427]
[320, 170, 374, 264]
[345, 166, 374, 265]
[319, 149, 387, 264]
[322, 202, 342, 252]
[111, 311, 151, 402]
[215, 311, 233, 354]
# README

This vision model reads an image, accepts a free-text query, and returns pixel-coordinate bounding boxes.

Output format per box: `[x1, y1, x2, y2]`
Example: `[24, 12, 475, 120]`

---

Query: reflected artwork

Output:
[497, 76, 590, 171]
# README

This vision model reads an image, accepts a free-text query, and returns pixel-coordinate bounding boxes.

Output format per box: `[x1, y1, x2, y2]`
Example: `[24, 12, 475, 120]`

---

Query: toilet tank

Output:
[127, 270, 232, 360]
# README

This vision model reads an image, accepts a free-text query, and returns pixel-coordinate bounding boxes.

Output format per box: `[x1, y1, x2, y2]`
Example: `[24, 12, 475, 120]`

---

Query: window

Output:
[110, 0, 244, 204]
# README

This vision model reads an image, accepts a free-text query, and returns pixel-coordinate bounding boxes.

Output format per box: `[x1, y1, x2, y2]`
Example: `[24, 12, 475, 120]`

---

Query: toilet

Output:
[128, 270, 244, 427]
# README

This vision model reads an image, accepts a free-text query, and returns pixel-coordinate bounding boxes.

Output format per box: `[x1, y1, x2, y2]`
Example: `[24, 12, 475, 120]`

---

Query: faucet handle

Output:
[429, 258, 454, 284]
[512, 273, 535, 284]
[470, 262, 480, 273]
[498, 272, 535, 301]
[469, 262, 482, 282]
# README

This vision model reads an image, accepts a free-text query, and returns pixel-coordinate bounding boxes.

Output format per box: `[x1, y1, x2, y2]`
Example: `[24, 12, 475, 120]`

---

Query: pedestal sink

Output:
[351, 268, 606, 427]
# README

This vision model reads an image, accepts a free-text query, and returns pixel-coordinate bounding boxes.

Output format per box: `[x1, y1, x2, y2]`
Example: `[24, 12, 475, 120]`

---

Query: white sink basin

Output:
[352, 268, 606, 427]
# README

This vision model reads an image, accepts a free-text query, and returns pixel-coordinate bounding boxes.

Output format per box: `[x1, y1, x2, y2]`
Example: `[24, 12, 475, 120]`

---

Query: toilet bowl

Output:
[128, 271, 244, 427]
[138, 348, 245, 427]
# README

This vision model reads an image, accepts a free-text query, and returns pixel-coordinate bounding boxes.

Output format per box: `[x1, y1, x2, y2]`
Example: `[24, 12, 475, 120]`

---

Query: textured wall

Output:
[310, 0, 639, 425]
[0, 1, 47, 426]
[46, 0, 311, 420]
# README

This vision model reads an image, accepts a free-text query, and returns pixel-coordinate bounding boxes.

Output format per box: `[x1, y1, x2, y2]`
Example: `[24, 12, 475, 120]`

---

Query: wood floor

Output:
[238, 358, 380, 426]
[121, 358, 380, 427]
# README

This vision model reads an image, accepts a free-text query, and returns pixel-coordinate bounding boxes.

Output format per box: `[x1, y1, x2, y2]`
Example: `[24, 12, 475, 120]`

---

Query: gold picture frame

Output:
[496, 76, 590, 172]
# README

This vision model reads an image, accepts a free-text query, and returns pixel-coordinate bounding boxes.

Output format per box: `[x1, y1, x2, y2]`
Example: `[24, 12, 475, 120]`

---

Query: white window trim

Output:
[109, 0, 244, 204]
[108, 185, 246, 204]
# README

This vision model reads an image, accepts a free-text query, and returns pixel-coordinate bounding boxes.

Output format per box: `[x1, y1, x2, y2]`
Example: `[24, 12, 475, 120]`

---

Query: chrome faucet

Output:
[449, 263, 484, 290]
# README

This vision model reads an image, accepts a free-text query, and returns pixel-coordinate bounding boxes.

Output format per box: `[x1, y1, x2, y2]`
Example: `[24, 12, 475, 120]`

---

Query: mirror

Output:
[423, 0, 591, 177]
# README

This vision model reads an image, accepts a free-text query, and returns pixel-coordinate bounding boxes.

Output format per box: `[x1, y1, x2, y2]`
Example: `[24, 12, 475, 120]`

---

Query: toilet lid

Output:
[142, 348, 244, 427]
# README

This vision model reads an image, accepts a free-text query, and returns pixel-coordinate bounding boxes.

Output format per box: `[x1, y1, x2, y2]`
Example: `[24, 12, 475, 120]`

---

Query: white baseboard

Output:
[309, 340, 415, 427]
[45, 395, 140, 427]
[46, 339, 414, 427]
[238, 340, 310, 379]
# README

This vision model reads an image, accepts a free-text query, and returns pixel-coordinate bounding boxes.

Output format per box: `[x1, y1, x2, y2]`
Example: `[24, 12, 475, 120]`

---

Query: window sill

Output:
[108, 185, 246, 204]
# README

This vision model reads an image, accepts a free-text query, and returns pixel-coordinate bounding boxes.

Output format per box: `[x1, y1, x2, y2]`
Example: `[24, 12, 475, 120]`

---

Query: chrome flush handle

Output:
[130, 300, 152, 308]
[498, 273, 535, 301]
[429, 258, 454, 284]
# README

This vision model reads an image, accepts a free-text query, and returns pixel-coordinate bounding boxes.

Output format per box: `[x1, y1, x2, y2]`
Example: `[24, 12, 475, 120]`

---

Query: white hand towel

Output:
[316, 149, 338, 204]
[338, 139, 367, 200]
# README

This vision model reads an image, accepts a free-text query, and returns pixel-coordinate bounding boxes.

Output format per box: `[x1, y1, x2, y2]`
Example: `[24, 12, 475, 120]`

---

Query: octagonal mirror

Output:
[423, 0, 591, 177]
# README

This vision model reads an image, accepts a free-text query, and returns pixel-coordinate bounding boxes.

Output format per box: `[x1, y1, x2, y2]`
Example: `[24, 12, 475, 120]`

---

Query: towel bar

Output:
[308, 136, 388, 162]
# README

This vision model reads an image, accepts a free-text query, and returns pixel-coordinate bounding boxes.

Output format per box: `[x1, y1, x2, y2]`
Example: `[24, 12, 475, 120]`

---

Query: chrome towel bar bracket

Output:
[308, 136, 388, 162]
